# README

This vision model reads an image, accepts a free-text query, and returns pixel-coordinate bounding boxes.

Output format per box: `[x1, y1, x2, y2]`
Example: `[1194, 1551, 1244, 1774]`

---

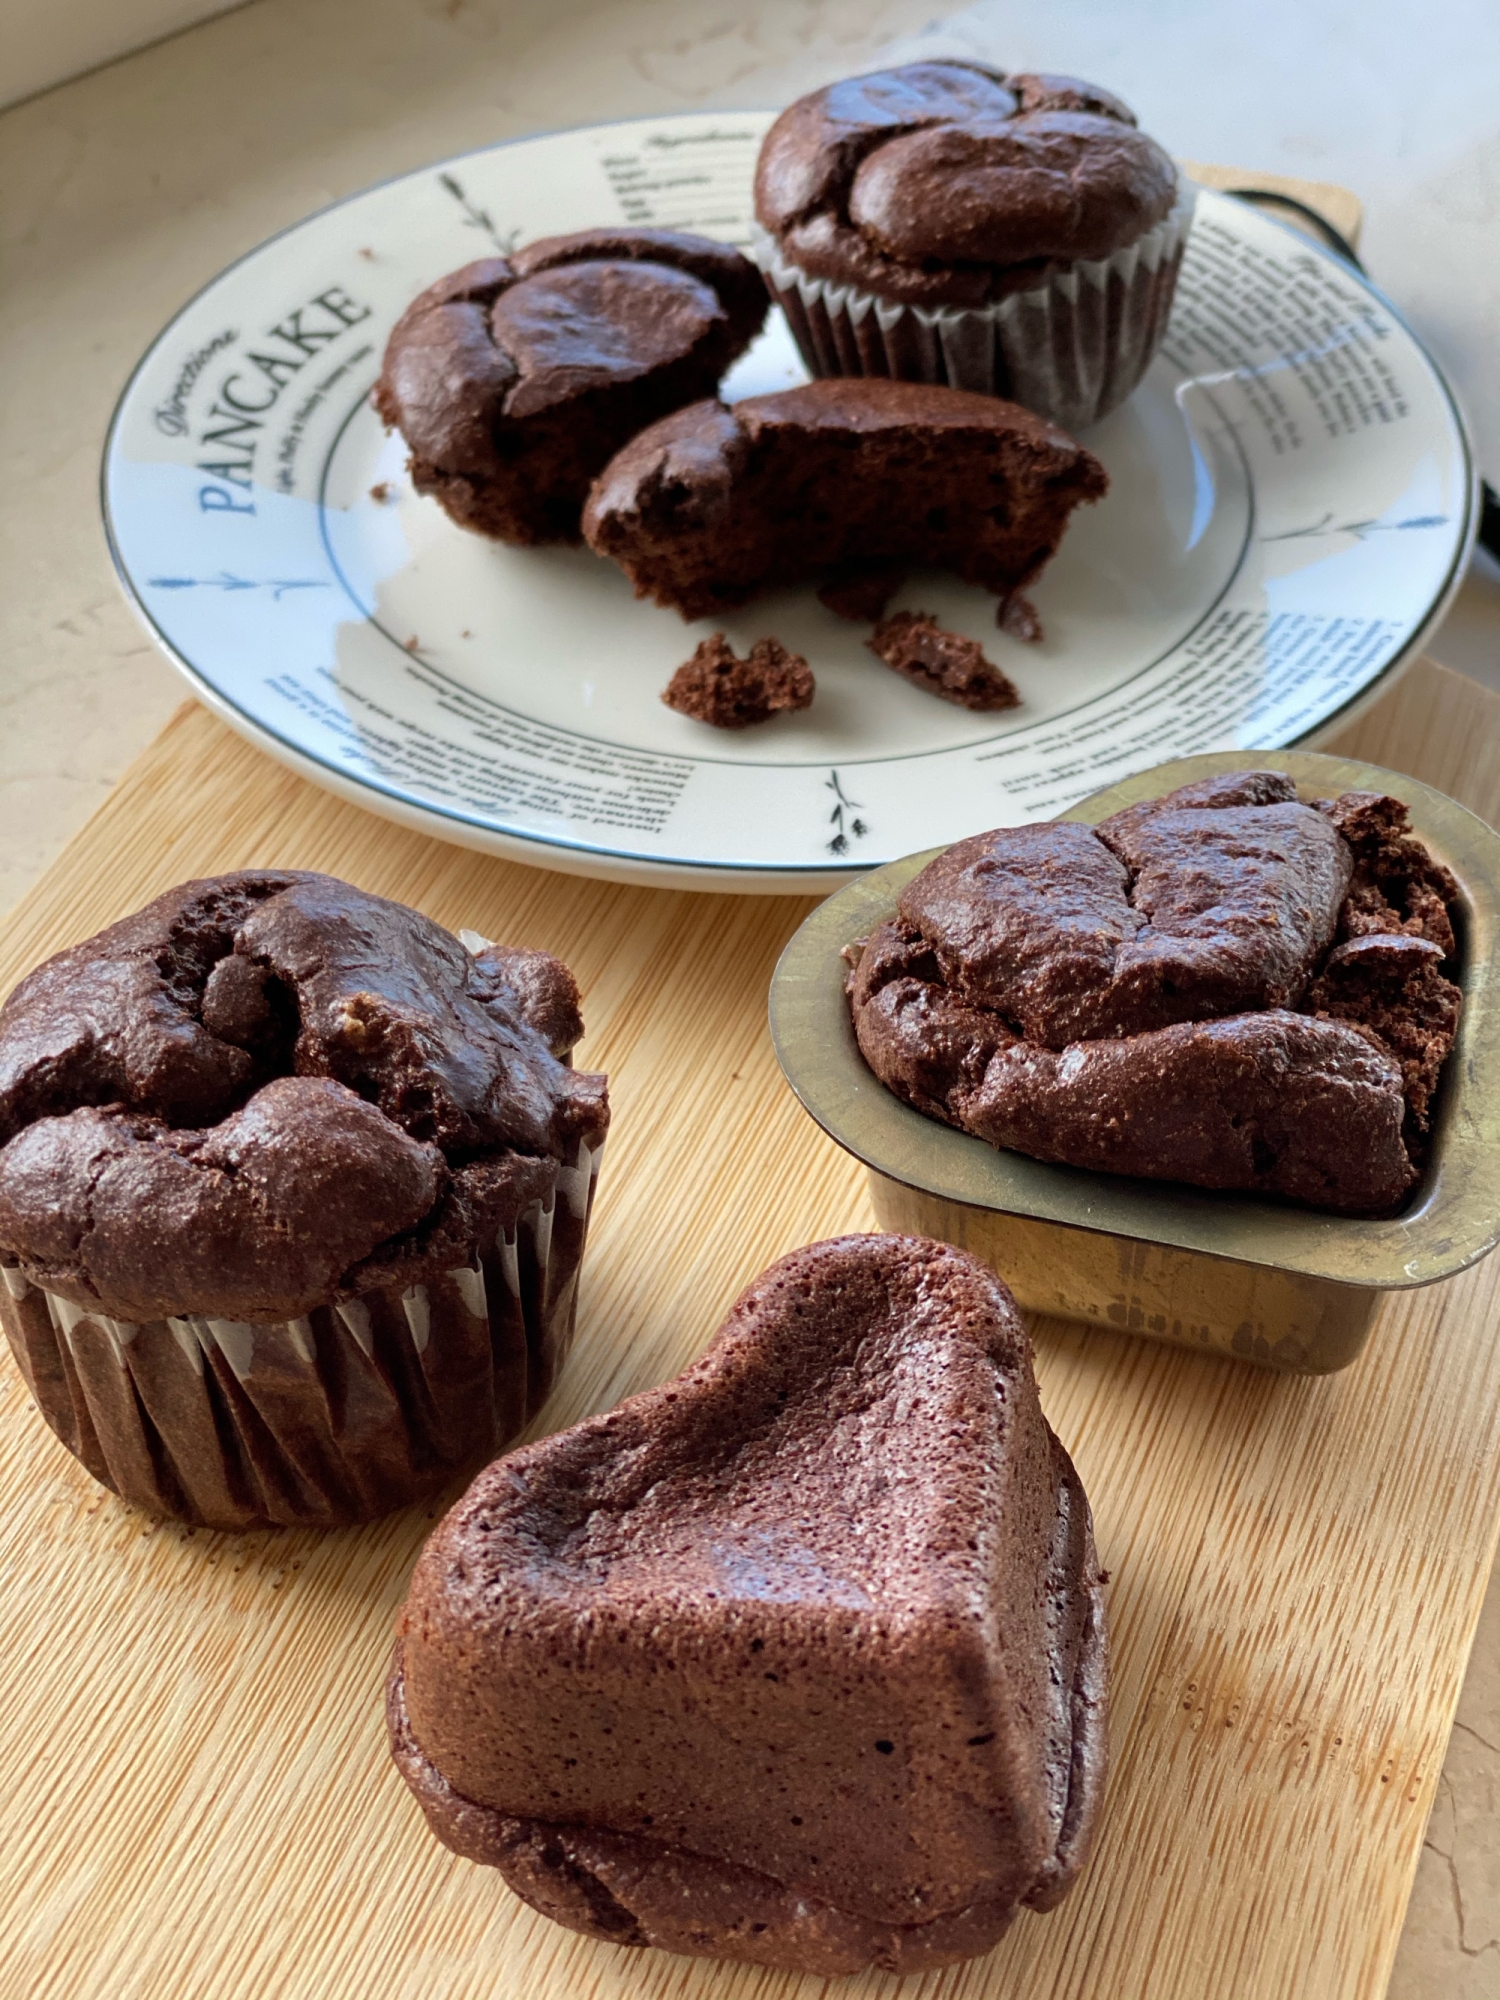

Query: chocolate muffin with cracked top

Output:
[0, 873, 609, 1528]
[848, 772, 1462, 1215]
[753, 62, 1193, 430]
[583, 377, 1106, 623]
[389, 1233, 1107, 1975]
[374, 228, 768, 545]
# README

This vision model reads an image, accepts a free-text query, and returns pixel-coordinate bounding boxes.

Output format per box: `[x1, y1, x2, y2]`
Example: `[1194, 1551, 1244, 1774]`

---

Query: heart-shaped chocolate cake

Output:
[847, 772, 1463, 1215]
[389, 1233, 1107, 1975]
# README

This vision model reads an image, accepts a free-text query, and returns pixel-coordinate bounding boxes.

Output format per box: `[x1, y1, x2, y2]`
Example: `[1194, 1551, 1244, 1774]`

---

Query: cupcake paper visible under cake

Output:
[753, 62, 1192, 432]
[389, 1234, 1107, 1976]
[374, 227, 767, 546]
[847, 772, 1462, 1215]
[0, 873, 609, 1529]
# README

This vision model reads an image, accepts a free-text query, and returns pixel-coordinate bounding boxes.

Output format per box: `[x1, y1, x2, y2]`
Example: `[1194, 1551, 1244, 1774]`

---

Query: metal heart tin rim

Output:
[768, 748, 1500, 1291]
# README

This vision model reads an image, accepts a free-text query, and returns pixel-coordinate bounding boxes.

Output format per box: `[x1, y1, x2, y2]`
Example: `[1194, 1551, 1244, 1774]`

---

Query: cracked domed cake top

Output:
[374, 228, 768, 544]
[848, 772, 1462, 1215]
[754, 61, 1179, 307]
[0, 872, 608, 1322]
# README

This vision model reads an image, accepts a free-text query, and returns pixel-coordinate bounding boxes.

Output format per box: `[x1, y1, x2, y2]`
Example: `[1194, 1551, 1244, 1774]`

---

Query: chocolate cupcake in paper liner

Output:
[753, 62, 1194, 434]
[0, 875, 608, 1530]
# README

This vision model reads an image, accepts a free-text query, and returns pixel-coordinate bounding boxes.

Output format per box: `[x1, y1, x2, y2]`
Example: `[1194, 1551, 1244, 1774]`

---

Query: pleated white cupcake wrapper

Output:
[753, 178, 1197, 434]
[0, 1129, 603, 1527]
[0, 1134, 604, 1384]
[7, 1136, 604, 1384]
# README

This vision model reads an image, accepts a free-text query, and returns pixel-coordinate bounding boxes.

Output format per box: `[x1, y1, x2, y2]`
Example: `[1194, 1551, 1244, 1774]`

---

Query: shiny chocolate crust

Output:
[848, 773, 1462, 1215]
[755, 62, 1178, 307]
[374, 229, 768, 545]
[0, 872, 608, 1323]
[583, 377, 1106, 622]
[390, 1234, 1108, 1976]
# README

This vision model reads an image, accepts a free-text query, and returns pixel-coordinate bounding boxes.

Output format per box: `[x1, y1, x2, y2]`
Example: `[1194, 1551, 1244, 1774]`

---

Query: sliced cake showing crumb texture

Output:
[375, 229, 767, 545]
[662, 634, 814, 728]
[389, 1234, 1108, 1976]
[868, 612, 1021, 710]
[582, 377, 1106, 620]
[847, 772, 1463, 1215]
[817, 562, 907, 621]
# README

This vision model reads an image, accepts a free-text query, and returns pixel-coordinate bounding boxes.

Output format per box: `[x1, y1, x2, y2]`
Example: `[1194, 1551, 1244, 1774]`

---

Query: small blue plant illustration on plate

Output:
[148, 573, 329, 602]
[1262, 512, 1449, 543]
[437, 173, 520, 255]
[826, 771, 868, 857]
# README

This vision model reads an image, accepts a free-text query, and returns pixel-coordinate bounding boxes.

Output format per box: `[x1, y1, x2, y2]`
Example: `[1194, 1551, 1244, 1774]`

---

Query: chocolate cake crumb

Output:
[1307, 932, 1461, 1138]
[663, 635, 814, 729]
[1317, 791, 1459, 955]
[818, 564, 907, 622]
[369, 481, 392, 502]
[998, 592, 1044, 644]
[867, 613, 1021, 711]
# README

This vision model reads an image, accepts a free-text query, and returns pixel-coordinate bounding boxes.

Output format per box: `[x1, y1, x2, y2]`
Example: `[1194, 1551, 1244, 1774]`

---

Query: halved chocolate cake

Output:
[582, 377, 1107, 623]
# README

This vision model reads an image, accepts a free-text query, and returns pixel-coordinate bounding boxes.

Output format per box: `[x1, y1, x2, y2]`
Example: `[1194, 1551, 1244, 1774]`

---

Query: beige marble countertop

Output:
[2, 2, 1496, 1990]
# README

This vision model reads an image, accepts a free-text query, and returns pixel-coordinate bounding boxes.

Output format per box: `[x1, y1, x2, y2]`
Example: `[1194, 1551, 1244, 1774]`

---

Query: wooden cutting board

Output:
[2, 655, 1498, 2000]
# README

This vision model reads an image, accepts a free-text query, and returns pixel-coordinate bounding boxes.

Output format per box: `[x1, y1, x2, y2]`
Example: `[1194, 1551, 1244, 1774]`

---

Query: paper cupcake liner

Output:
[0, 1135, 604, 1532]
[755, 180, 1197, 435]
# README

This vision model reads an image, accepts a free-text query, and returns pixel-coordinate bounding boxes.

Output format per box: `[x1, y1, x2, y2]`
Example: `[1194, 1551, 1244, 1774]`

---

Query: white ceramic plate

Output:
[103, 113, 1476, 892]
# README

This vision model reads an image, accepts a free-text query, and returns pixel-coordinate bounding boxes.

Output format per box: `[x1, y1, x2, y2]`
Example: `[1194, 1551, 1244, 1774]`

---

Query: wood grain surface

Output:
[1, 655, 1498, 2000]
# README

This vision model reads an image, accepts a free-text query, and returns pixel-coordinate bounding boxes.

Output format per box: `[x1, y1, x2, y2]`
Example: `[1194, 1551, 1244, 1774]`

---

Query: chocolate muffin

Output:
[374, 229, 768, 545]
[583, 377, 1106, 623]
[0, 873, 609, 1529]
[848, 772, 1462, 1216]
[753, 62, 1193, 430]
[389, 1234, 1107, 1976]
